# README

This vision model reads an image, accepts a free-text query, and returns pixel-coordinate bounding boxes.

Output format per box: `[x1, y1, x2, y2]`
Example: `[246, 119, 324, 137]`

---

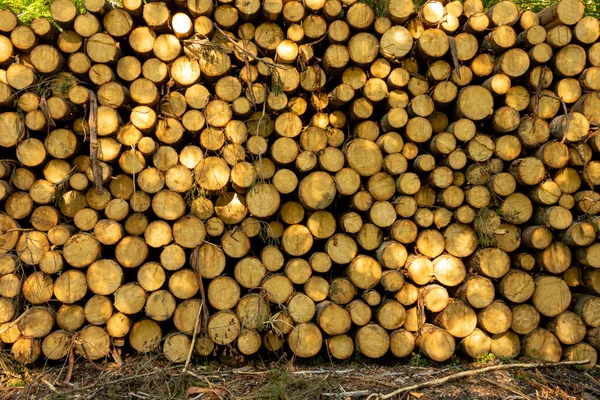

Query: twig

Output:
[41, 379, 58, 392]
[205, 24, 288, 71]
[303, 34, 327, 47]
[448, 37, 461, 80]
[539, 92, 570, 143]
[190, 246, 210, 334]
[481, 377, 530, 399]
[53, 166, 78, 187]
[57, 367, 181, 395]
[367, 360, 590, 400]
[64, 345, 75, 383]
[585, 372, 600, 388]
[111, 346, 124, 368]
[323, 390, 370, 397]
[38, 96, 56, 128]
[87, 89, 103, 194]
[0, 308, 30, 336]
[183, 300, 204, 372]
[240, 36, 257, 107]
[0, 228, 33, 233]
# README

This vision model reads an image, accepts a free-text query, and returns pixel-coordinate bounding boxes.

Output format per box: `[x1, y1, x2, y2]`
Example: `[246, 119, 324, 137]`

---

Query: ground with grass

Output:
[1, 351, 598, 400]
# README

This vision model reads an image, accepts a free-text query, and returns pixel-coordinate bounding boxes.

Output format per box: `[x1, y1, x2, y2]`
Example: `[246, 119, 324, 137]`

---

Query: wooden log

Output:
[548, 311, 586, 345]
[532, 276, 572, 317]
[563, 343, 598, 370]
[523, 328, 562, 362]
[355, 323, 389, 358]
[573, 294, 600, 328]
[498, 269, 535, 304]
[478, 300, 512, 335]
[12, 338, 41, 364]
[537, 0, 584, 28]
[460, 328, 491, 359]
[416, 324, 455, 362]
[129, 319, 162, 353]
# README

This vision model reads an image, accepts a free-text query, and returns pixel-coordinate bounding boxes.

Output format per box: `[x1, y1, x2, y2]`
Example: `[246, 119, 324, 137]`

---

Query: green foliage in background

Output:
[0, 0, 83, 24]
[484, 0, 600, 18]
[359, 0, 600, 19]
[0, 0, 599, 29]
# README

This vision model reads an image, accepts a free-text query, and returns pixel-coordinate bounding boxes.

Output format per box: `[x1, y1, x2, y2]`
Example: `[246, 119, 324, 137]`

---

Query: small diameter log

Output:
[129, 319, 162, 353]
[12, 338, 41, 364]
[511, 304, 541, 336]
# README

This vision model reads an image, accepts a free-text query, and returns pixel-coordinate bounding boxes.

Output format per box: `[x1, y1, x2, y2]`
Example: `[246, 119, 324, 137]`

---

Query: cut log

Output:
[416, 324, 456, 362]
[523, 328, 562, 362]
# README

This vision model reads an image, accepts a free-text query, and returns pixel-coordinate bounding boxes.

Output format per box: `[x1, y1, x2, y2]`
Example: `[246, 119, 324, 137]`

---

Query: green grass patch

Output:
[0, 0, 84, 25]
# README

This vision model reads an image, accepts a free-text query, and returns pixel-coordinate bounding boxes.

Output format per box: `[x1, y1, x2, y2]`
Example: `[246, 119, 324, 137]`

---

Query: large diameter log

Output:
[298, 171, 336, 210]
[468, 248, 510, 279]
[435, 300, 477, 338]
[355, 324, 389, 358]
[523, 328, 562, 362]
[498, 269, 535, 303]
[490, 331, 521, 359]
[316, 301, 352, 336]
[460, 328, 491, 359]
[548, 311, 586, 345]
[455, 86, 493, 121]
[416, 324, 455, 362]
[532, 276, 572, 317]
[573, 294, 600, 328]
[287, 322, 322, 358]
[477, 300, 512, 335]
[537, 0, 584, 28]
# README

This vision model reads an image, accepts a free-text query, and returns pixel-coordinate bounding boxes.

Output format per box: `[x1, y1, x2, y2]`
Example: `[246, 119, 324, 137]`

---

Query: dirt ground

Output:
[1, 350, 598, 400]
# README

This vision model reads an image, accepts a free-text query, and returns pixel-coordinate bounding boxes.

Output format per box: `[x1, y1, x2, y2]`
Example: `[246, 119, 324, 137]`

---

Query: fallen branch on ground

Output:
[367, 360, 590, 400]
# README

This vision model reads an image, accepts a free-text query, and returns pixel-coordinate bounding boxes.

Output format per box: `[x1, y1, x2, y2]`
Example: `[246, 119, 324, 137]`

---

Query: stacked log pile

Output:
[0, 0, 599, 369]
